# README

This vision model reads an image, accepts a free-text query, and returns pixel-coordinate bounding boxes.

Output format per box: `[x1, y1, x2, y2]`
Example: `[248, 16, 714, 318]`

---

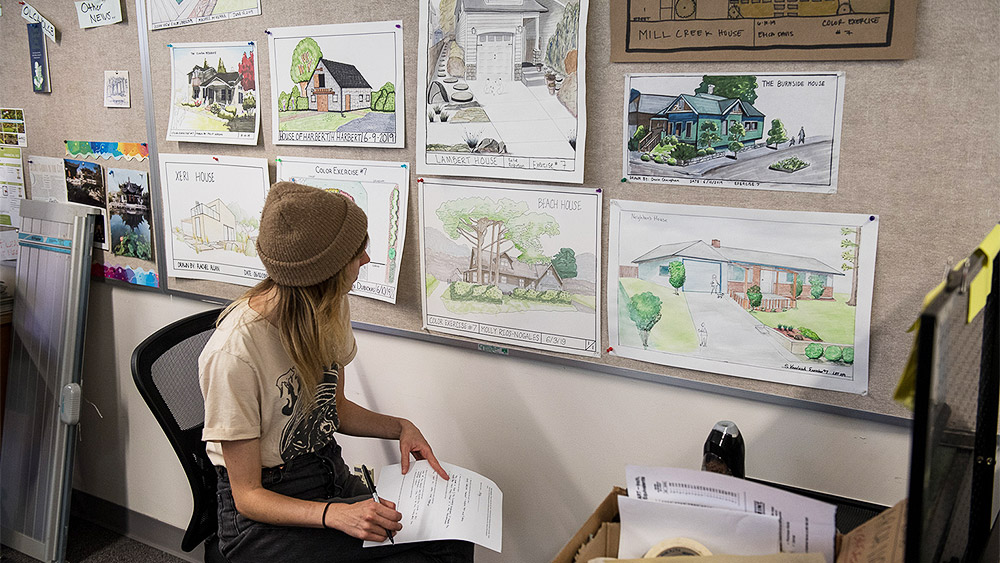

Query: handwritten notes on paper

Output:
[364, 461, 502, 553]
[75, 0, 123, 29]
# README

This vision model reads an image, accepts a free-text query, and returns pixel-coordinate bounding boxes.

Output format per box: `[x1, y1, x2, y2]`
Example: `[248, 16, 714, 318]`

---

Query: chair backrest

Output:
[131, 308, 225, 553]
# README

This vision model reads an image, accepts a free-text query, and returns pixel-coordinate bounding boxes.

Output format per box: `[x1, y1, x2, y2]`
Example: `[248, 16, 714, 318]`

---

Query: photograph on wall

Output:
[416, 0, 589, 184]
[158, 154, 269, 285]
[609, 0, 916, 62]
[167, 42, 260, 145]
[106, 168, 153, 261]
[64, 157, 110, 250]
[0, 108, 27, 147]
[607, 200, 878, 394]
[624, 72, 844, 193]
[276, 156, 409, 303]
[147, 0, 260, 31]
[420, 178, 601, 356]
[267, 21, 404, 148]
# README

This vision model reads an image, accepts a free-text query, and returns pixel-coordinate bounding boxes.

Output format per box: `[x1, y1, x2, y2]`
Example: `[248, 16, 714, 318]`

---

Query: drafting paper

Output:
[104, 71, 130, 108]
[624, 72, 844, 193]
[420, 178, 601, 357]
[626, 465, 836, 562]
[158, 154, 269, 286]
[64, 158, 109, 249]
[416, 0, 589, 183]
[167, 43, 260, 145]
[607, 200, 878, 394]
[276, 156, 409, 303]
[609, 0, 916, 62]
[267, 22, 404, 148]
[364, 461, 502, 553]
[1, 109, 28, 148]
[76, 0, 122, 29]
[0, 148, 25, 228]
[618, 495, 779, 558]
[27, 155, 67, 203]
[106, 168, 153, 261]
[147, 0, 260, 31]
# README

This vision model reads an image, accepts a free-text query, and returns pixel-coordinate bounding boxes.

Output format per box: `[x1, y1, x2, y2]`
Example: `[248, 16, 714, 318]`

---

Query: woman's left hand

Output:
[398, 419, 449, 480]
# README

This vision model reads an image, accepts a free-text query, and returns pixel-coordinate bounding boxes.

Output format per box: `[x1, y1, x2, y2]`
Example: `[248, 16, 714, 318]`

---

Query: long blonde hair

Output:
[220, 240, 365, 402]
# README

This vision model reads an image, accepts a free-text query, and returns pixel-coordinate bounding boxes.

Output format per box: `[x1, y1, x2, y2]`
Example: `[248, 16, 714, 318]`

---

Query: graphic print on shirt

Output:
[276, 366, 340, 461]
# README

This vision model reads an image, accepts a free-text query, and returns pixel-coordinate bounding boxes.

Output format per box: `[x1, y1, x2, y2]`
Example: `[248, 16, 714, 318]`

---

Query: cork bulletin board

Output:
[3, 0, 998, 420]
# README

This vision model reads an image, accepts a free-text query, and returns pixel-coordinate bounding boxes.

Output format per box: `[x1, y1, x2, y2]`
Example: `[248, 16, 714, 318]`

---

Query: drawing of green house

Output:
[648, 90, 764, 150]
[632, 239, 842, 311]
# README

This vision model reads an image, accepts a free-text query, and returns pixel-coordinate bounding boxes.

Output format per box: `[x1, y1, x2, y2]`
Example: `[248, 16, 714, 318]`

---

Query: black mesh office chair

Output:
[131, 308, 228, 563]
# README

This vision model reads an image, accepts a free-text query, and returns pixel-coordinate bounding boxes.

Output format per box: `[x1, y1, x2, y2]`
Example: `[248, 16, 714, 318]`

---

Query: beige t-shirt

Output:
[199, 299, 357, 468]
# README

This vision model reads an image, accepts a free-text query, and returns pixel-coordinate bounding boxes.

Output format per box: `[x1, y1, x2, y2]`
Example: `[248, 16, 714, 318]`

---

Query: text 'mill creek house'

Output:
[627, 239, 842, 310]
[304, 59, 373, 113]
[629, 87, 765, 151]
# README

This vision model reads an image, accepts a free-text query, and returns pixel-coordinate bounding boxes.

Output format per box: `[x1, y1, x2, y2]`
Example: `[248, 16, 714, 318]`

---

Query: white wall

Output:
[73, 283, 911, 562]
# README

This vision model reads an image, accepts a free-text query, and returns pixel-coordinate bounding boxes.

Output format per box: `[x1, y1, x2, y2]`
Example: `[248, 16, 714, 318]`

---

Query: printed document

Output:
[364, 460, 502, 553]
[626, 465, 836, 562]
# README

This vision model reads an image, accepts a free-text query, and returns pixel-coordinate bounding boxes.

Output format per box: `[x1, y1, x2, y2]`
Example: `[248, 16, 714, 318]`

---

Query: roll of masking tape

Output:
[643, 537, 712, 558]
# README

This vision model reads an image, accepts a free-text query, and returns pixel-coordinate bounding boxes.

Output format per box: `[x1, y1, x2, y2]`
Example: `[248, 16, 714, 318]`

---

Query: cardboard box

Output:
[552, 487, 906, 563]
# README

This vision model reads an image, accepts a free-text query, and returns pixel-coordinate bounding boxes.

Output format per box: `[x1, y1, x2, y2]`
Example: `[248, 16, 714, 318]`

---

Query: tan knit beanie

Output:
[256, 181, 368, 287]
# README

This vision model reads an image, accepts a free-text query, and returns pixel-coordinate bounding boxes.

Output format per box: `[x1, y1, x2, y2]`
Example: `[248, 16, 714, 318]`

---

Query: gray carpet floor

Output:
[1, 515, 185, 563]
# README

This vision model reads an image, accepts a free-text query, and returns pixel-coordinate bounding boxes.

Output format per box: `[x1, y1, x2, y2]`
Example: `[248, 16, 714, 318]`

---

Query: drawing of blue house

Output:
[647, 90, 765, 150]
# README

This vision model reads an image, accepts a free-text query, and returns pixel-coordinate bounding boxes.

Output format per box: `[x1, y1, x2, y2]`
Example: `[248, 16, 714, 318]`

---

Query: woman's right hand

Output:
[325, 498, 402, 541]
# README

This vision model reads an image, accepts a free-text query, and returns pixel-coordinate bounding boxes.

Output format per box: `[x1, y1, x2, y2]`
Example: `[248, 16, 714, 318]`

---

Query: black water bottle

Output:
[701, 420, 745, 478]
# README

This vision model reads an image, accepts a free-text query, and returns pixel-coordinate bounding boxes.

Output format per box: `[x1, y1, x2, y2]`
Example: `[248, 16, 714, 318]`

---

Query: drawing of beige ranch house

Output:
[188, 64, 250, 108]
[457, 250, 563, 292]
[303, 59, 372, 113]
[454, 0, 560, 82]
[626, 239, 842, 311]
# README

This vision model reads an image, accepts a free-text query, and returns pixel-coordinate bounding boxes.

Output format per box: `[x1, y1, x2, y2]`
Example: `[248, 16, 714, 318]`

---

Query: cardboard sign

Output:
[75, 0, 123, 29]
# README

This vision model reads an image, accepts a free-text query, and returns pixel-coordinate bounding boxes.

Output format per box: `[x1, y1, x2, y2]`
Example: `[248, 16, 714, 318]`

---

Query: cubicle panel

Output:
[0, 201, 95, 563]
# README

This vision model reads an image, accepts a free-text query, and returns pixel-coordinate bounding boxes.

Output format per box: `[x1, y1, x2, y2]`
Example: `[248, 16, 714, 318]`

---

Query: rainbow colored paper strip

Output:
[93, 262, 160, 288]
[65, 141, 149, 161]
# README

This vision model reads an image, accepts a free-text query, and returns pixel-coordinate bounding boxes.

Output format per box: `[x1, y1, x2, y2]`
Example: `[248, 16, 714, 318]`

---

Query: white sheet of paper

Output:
[363, 460, 502, 553]
[0, 230, 18, 261]
[626, 466, 836, 562]
[75, 0, 122, 29]
[27, 155, 67, 203]
[618, 495, 780, 558]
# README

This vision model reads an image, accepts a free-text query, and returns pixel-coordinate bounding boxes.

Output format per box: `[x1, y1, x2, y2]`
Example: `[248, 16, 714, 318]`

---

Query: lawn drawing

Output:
[276, 157, 409, 304]
[106, 168, 153, 261]
[608, 200, 878, 394]
[147, 0, 260, 31]
[416, 0, 589, 183]
[624, 72, 844, 193]
[420, 179, 601, 356]
[167, 42, 260, 145]
[267, 22, 404, 148]
[64, 158, 109, 249]
[158, 154, 269, 286]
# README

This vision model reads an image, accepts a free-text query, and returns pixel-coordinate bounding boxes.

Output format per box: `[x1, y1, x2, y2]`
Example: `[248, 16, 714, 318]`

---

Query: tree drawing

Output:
[628, 291, 662, 349]
[545, 1, 580, 76]
[727, 121, 746, 157]
[217, 58, 227, 73]
[695, 75, 759, 104]
[668, 260, 686, 295]
[436, 197, 559, 286]
[438, 0, 457, 33]
[698, 121, 721, 149]
[767, 119, 788, 148]
[372, 82, 396, 112]
[551, 248, 578, 279]
[808, 274, 826, 300]
[239, 52, 256, 92]
[841, 226, 861, 306]
[290, 37, 323, 97]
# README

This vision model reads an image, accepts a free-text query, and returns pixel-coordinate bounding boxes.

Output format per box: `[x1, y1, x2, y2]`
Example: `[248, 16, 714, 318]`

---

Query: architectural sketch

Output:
[158, 154, 269, 286]
[106, 168, 153, 261]
[147, 0, 260, 31]
[608, 200, 878, 394]
[420, 178, 601, 356]
[167, 43, 260, 145]
[267, 22, 404, 148]
[611, 0, 914, 61]
[276, 157, 410, 304]
[624, 72, 844, 193]
[417, 0, 589, 183]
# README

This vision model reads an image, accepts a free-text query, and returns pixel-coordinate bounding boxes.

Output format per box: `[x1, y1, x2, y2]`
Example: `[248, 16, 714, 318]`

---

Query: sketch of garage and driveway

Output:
[608, 200, 879, 394]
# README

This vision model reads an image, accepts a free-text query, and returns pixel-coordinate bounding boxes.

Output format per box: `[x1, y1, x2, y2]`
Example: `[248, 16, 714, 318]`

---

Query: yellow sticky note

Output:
[967, 224, 1000, 323]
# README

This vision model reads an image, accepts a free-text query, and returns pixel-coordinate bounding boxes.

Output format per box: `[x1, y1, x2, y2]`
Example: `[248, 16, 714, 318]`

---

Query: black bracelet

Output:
[321, 501, 333, 529]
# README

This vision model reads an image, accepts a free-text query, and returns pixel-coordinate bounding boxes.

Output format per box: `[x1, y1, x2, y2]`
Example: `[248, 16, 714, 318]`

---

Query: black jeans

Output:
[216, 440, 474, 562]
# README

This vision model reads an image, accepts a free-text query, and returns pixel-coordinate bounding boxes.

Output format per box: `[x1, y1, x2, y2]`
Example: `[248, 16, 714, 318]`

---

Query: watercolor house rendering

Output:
[304, 59, 372, 113]
[630, 239, 842, 310]
[186, 199, 236, 247]
[187, 64, 248, 107]
[628, 89, 765, 151]
[627, 91, 676, 137]
[460, 250, 563, 292]
[454, 0, 553, 82]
